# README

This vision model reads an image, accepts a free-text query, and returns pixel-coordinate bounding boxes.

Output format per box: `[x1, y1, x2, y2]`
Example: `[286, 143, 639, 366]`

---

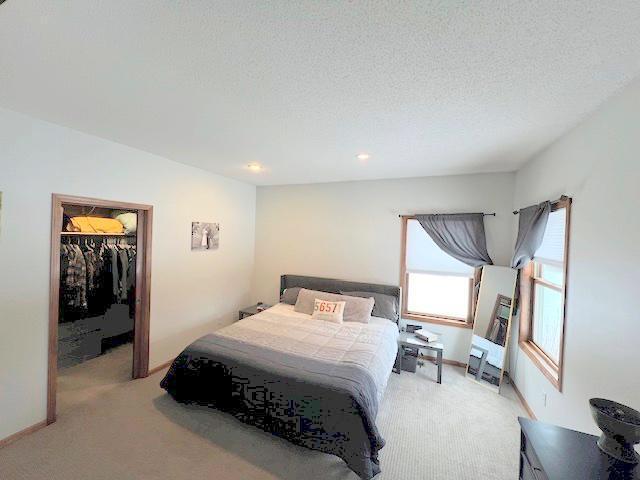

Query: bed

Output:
[160, 275, 400, 479]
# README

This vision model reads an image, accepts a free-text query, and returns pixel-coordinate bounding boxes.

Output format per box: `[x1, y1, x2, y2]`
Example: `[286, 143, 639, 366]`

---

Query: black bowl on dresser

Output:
[590, 398, 640, 464]
[519, 417, 640, 480]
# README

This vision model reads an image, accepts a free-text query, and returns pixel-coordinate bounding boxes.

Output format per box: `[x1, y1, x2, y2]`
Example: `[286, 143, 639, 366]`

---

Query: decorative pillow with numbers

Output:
[294, 289, 374, 323]
[311, 298, 346, 323]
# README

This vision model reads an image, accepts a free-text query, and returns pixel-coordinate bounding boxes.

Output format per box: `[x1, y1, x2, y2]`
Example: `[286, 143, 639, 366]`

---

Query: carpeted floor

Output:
[57, 343, 133, 413]
[0, 351, 525, 480]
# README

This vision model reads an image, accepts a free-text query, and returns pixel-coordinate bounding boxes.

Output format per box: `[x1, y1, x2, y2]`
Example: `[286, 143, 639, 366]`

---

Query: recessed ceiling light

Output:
[246, 162, 262, 172]
[356, 153, 370, 161]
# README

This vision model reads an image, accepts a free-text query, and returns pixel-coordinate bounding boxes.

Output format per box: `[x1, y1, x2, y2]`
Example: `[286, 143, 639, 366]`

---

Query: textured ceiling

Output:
[1, 1, 640, 185]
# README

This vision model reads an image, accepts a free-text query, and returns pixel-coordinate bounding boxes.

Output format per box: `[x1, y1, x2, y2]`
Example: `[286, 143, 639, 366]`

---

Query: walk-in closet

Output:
[48, 194, 152, 423]
[57, 205, 137, 411]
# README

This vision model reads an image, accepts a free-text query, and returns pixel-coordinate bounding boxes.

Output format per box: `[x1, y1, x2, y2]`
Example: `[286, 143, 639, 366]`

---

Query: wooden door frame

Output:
[47, 194, 153, 424]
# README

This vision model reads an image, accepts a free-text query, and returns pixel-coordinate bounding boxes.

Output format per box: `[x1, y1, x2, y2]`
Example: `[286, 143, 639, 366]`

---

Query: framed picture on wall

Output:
[191, 222, 219, 250]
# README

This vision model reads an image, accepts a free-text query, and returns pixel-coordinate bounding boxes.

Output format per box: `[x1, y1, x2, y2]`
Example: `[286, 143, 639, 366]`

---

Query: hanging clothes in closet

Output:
[60, 237, 136, 319]
[58, 235, 136, 368]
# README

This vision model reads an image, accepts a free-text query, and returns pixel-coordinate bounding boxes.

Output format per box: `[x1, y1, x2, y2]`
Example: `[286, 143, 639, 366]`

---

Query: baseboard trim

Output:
[417, 355, 538, 418]
[1, 357, 175, 448]
[418, 354, 466, 368]
[147, 358, 174, 376]
[510, 380, 536, 419]
[0, 420, 47, 449]
[442, 358, 467, 368]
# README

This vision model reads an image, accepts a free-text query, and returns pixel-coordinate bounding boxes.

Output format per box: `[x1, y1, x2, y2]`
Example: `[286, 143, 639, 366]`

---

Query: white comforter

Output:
[216, 303, 399, 402]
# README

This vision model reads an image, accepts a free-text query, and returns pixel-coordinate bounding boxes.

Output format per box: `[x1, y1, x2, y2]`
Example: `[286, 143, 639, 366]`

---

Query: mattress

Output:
[215, 303, 399, 402]
[160, 302, 400, 479]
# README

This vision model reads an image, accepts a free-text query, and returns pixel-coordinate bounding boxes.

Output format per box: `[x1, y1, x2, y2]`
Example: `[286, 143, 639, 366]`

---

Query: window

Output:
[519, 198, 571, 390]
[401, 218, 476, 327]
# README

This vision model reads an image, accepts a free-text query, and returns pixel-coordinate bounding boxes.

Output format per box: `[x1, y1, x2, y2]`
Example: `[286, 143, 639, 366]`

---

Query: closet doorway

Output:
[47, 194, 152, 424]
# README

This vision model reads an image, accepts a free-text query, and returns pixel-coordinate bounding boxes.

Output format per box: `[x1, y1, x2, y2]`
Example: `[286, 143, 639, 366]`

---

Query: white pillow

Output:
[113, 212, 137, 234]
[311, 298, 345, 324]
[294, 288, 374, 323]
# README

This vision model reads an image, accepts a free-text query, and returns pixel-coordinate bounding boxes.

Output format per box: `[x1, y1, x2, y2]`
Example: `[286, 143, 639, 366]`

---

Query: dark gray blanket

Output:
[160, 333, 385, 479]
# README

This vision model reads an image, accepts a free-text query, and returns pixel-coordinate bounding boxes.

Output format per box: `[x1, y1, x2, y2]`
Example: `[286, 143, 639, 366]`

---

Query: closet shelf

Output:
[61, 232, 135, 237]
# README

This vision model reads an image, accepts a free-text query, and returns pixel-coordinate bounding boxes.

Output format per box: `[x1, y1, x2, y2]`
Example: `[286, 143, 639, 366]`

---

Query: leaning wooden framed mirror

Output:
[465, 265, 517, 393]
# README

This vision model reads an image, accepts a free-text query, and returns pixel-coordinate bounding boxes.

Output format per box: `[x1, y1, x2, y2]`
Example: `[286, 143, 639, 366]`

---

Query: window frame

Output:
[400, 216, 479, 329]
[518, 197, 571, 391]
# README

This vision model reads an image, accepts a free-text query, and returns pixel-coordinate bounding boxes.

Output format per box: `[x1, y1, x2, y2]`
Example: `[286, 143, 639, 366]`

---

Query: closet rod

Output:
[60, 232, 134, 236]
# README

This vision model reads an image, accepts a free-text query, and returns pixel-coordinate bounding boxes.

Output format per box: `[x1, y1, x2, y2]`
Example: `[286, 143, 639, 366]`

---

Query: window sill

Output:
[519, 340, 562, 391]
[403, 312, 473, 329]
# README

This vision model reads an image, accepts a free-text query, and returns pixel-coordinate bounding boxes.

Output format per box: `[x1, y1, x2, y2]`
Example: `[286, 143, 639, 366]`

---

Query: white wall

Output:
[0, 108, 256, 440]
[509, 77, 640, 435]
[252, 173, 515, 363]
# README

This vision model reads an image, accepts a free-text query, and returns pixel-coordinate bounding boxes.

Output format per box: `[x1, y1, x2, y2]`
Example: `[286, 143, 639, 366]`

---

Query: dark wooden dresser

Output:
[519, 417, 640, 480]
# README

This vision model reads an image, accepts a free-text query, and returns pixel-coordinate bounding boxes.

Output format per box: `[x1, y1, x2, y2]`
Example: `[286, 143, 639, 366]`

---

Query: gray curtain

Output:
[416, 213, 493, 267]
[510, 201, 551, 269]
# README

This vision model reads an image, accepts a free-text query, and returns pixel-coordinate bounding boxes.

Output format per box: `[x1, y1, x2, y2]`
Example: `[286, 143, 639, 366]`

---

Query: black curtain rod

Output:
[398, 212, 496, 218]
[512, 195, 569, 215]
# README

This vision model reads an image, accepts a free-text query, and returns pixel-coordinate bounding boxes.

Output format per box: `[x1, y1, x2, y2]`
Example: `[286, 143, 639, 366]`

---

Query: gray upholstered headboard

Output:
[280, 274, 401, 323]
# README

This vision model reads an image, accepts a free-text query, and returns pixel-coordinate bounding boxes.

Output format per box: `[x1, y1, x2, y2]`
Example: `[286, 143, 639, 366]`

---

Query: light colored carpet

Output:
[57, 343, 133, 413]
[0, 352, 525, 480]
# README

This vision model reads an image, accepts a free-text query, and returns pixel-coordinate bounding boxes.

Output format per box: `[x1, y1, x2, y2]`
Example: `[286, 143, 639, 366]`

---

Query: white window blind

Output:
[406, 219, 474, 276]
[534, 208, 566, 265]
